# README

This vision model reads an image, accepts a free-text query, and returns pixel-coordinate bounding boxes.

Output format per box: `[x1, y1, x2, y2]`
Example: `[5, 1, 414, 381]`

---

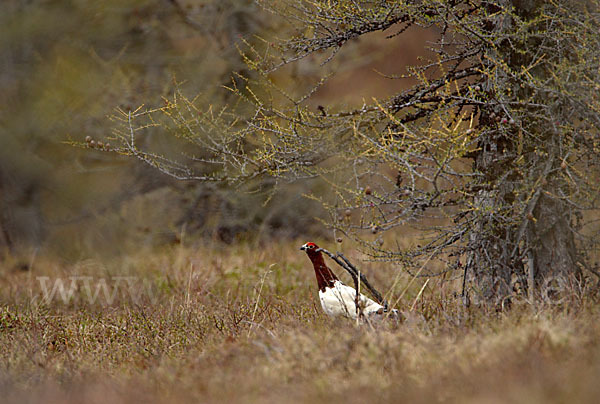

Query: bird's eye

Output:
[308, 245, 314, 249]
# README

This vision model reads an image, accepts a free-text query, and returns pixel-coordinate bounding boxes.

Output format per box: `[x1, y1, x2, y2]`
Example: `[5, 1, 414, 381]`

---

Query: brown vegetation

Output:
[1, 241, 599, 403]
[2, 2, 600, 402]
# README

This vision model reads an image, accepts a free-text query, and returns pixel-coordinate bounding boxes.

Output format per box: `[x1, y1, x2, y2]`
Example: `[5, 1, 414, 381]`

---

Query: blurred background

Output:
[0, 0, 431, 262]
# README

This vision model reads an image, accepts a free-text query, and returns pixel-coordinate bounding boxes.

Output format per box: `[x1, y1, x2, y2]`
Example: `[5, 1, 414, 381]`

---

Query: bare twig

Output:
[410, 279, 429, 311]
[316, 247, 389, 311]
[248, 267, 273, 337]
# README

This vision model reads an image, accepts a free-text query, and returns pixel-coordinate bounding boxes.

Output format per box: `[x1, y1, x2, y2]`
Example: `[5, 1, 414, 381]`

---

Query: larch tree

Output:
[96, 0, 600, 305]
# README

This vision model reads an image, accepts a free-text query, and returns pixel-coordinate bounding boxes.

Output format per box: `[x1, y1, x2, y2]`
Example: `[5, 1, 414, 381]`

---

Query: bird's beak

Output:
[300, 246, 306, 251]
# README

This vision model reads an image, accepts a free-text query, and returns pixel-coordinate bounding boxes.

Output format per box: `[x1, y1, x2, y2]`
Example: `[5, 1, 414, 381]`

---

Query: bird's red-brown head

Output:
[300, 241, 319, 254]
[300, 242, 338, 291]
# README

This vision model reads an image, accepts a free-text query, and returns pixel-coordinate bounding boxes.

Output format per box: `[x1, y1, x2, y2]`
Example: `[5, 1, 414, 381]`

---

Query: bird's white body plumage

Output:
[319, 280, 384, 319]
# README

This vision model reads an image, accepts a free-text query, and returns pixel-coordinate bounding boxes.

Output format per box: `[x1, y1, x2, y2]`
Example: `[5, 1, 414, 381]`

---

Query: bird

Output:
[300, 241, 389, 319]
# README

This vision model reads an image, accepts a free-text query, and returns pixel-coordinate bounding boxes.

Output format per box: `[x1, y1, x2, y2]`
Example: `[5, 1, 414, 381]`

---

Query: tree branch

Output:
[316, 247, 390, 311]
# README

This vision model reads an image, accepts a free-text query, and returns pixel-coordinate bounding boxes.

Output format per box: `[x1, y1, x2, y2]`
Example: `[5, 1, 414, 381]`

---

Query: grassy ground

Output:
[1, 240, 599, 403]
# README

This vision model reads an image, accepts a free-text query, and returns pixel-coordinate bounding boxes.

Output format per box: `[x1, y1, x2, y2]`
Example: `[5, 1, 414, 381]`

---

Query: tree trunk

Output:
[528, 193, 580, 299]
[467, 0, 581, 305]
[0, 169, 14, 257]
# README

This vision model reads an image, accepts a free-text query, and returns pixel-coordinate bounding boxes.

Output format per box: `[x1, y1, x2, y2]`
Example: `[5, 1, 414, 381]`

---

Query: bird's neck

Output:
[308, 252, 339, 292]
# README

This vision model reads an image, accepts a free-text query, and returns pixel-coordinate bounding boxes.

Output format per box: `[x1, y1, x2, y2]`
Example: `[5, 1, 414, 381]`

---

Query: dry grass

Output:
[1, 240, 599, 403]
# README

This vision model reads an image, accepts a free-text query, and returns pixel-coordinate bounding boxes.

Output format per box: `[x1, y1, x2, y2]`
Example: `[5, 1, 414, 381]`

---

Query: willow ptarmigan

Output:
[300, 241, 388, 319]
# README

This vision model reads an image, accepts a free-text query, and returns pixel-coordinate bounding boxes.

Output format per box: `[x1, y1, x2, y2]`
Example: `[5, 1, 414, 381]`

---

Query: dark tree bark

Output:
[528, 194, 579, 289]
[468, 0, 581, 304]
